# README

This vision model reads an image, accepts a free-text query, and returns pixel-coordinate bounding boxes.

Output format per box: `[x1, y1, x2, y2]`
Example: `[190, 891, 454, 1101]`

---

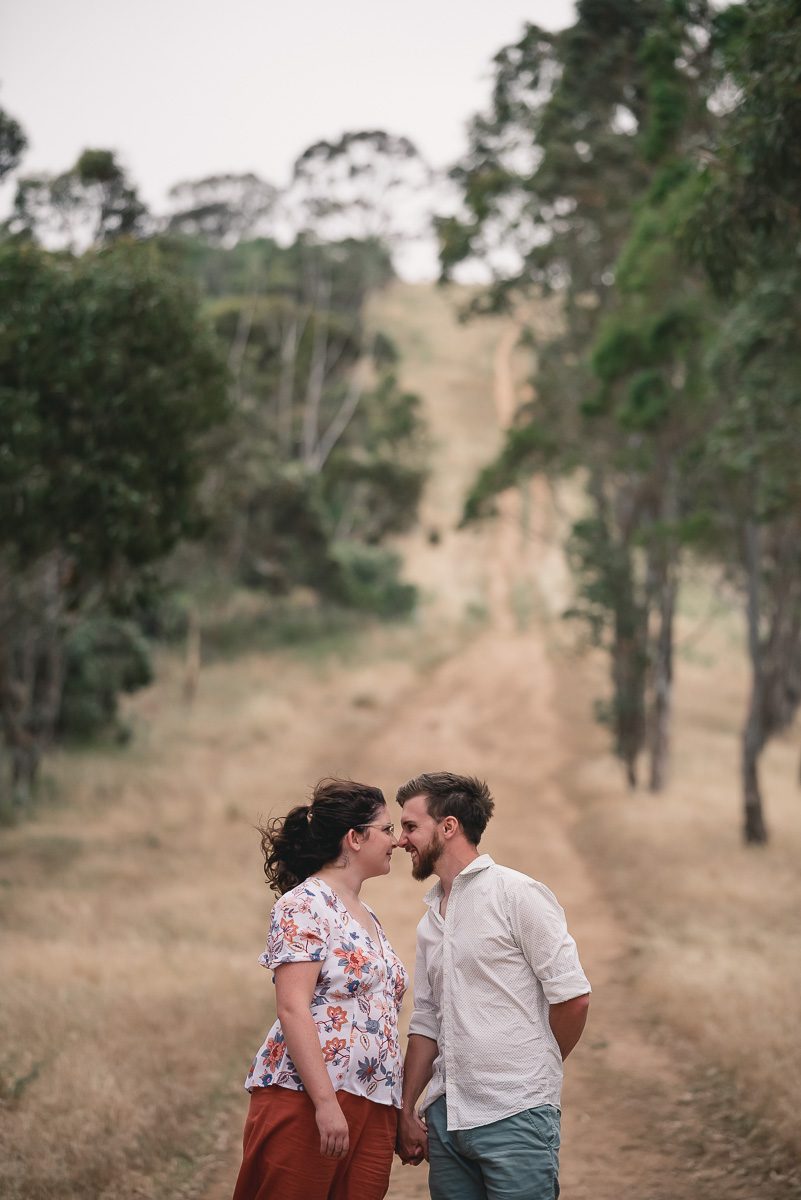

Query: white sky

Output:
[0, 0, 575, 277]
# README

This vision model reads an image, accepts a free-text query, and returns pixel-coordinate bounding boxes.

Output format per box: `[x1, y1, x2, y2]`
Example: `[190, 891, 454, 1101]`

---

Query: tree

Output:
[0, 238, 228, 805]
[165, 172, 278, 245]
[10, 148, 147, 247]
[0, 100, 27, 183]
[181, 235, 425, 607]
[288, 130, 432, 258]
[450, 0, 716, 788]
[683, 0, 801, 842]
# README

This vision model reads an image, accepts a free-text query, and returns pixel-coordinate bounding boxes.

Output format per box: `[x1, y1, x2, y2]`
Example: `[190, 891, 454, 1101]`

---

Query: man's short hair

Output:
[395, 772, 495, 846]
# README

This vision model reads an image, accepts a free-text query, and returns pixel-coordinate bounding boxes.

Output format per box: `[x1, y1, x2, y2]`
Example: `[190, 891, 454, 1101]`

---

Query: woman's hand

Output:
[315, 1097, 350, 1158]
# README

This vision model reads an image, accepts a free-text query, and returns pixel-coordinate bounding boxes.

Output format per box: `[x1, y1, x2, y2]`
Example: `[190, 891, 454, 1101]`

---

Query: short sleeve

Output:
[407, 916, 441, 1041]
[261, 890, 331, 968]
[506, 875, 591, 1005]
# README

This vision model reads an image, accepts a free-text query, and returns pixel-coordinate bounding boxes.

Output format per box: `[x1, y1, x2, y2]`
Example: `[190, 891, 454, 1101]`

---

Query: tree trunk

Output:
[183, 605, 201, 705]
[228, 297, 256, 399]
[648, 571, 677, 792]
[742, 715, 768, 843]
[277, 314, 300, 459]
[613, 633, 646, 789]
[12, 742, 42, 810]
[742, 519, 768, 844]
[307, 341, 373, 474]
[302, 279, 331, 465]
[0, 643, 38, 812]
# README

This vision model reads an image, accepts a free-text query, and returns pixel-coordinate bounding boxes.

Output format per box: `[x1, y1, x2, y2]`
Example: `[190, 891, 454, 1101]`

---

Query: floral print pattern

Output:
[245, 876, 408, 1108]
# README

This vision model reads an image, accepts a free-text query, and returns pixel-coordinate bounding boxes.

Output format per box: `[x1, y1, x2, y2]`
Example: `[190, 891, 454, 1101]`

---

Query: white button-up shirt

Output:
[408, 855, 591, 1130]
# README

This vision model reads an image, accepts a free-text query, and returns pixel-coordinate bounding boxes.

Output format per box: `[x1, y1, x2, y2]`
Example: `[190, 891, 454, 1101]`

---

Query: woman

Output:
[233, 778, 408, 1200]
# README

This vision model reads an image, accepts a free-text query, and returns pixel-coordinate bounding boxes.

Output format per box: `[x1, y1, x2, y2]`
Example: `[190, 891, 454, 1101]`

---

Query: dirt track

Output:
[199, 285, 771, 1200]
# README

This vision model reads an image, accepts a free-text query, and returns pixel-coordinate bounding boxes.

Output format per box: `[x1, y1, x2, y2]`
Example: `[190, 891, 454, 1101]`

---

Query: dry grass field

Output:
[1, 283, 800, 1200]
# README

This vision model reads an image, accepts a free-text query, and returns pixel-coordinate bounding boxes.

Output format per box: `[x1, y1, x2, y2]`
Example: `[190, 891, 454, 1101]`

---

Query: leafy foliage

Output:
[452, 0, 801, 836]
[59, 618, 153, 740]
[0, 231, 229, 807]
[10, 149, 147, 247]
[0, 239, 229, 581]
[0, 101, 27, 183]
[449, 0, 717, 787]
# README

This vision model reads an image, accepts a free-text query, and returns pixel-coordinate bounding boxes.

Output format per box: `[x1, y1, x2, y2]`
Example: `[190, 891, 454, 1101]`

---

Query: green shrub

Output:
[59, 618, 154, 740]
[329, 542, 416, 617]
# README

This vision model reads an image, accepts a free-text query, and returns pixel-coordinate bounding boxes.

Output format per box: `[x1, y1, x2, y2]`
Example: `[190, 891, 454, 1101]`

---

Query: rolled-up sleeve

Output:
[506, 877, 591, 1004]
[407, 921, 441, 1041]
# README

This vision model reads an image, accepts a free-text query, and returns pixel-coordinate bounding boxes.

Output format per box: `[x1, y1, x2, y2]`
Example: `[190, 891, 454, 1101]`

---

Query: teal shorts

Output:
[425, 1094, 561, 1200]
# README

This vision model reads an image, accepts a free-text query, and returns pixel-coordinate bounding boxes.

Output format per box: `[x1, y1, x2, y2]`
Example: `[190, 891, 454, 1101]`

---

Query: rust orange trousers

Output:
[232, 1085, 398, 1200]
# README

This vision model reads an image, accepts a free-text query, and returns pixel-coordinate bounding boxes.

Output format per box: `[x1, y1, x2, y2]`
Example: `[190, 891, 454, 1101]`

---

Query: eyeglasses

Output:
[358, 822, 396, 837]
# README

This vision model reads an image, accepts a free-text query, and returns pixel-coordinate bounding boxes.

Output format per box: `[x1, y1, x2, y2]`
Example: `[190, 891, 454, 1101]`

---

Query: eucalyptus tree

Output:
[450, 0, 716, 787]
[683, 0, 801, 842]
[191, 236, 425, 607]
[0, 239, 228, 805]
[165, 172, 278, 245]
[11, 148, 148, 247]
[288, 130, 432, 257]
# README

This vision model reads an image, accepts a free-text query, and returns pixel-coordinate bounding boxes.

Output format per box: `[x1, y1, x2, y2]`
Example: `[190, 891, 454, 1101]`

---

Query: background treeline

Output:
[0, 122, 429, 816]
[441, 0, 801, 843]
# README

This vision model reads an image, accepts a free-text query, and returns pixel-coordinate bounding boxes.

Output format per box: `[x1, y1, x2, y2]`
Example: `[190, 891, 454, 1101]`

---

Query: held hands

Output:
[396, 1109, 429, 1166]
[315, 1098, 350, 1158]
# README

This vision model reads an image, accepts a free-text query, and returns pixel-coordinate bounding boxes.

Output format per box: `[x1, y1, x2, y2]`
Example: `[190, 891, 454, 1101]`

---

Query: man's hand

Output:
[396, 1108, 429, 1165]
[315, 1098, 350, 1157]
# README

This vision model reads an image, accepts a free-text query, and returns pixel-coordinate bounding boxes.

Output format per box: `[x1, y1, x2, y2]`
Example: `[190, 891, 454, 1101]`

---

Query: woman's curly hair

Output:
[259, 777, 386, 896]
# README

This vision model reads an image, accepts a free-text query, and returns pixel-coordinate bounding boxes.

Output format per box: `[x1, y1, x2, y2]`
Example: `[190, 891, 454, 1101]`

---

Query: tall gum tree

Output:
[446, 0, 716, 789]
[685, 0, 801, 842]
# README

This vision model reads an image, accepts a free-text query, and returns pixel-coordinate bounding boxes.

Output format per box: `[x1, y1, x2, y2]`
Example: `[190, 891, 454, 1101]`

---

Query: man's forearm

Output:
[397, 1033, 438, 1164]
[402, 1033, 439, 1112]
[549, 993, 590, 1060]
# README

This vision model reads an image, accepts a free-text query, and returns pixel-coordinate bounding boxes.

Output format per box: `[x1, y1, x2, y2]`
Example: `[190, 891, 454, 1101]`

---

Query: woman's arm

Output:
[274, 961, 349, 1157]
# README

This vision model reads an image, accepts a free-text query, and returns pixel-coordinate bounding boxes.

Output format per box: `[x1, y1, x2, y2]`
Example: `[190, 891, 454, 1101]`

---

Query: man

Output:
[395, 771, 591, 1200]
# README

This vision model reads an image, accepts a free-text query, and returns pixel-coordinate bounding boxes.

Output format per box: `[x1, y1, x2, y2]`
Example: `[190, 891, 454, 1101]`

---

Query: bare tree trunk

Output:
[277, 314, 300, 459]
[0, 642, 38, 811]
[228, 298, 256, 398]
[648, 571, 676, 792]
[742, 519, 768, 843]
[183, 605, 201, 705]
[307, 342, 373, 474]
[613, 628, 646, 789]
[302, 279, 331, 465]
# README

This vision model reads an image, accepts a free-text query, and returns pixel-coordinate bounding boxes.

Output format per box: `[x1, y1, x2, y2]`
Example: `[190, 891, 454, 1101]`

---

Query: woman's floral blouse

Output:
[245, 876, 409, 1108]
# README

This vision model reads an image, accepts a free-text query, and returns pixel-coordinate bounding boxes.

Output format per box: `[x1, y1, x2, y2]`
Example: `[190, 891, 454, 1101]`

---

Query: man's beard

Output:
[411, 830, 444, 881]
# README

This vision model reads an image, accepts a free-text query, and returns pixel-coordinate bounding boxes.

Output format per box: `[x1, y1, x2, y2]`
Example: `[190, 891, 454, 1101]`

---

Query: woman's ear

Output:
[344, 827, 362, 853]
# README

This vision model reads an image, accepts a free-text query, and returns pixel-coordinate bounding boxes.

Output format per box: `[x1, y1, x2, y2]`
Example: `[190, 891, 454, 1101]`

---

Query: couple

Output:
[233, 772, 591, 1200]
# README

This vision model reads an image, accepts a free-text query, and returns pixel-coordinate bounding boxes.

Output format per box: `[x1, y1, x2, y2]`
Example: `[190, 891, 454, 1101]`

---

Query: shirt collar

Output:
[422, 854, 494, 911]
